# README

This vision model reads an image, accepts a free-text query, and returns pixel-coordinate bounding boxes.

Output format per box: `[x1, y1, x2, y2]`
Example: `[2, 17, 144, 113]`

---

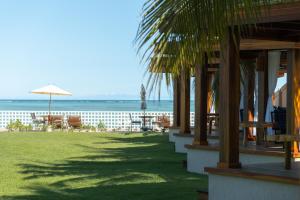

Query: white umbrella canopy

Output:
[31, 85, 72, 96]
[31, 85, 72, 118]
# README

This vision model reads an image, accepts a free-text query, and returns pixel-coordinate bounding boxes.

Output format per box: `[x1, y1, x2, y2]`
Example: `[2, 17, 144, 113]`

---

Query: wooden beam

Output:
[218, 29, 241, 169]
[258, 2, 300, 24]
[240, 39, 300, 50]
[180, 68, 191, 134]
[151, 40, 300, 71]
[286, 49, 300, 169]
[173, 75, 181, 128]
[256, 51, 269, 145]
[267, 134, 300, 142]
[193, 55, 209, 145]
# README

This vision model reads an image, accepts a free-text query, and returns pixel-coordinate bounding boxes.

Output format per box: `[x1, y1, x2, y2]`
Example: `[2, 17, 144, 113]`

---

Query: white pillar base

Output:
[187, 147, 284, 174]
[168, 127, 180, 142]
[174, 134, 193, 153]
[208, 173, 300, 200]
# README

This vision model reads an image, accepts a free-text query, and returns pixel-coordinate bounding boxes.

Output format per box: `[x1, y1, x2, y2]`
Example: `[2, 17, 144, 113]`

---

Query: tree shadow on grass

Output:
[1, 134, 207, 200]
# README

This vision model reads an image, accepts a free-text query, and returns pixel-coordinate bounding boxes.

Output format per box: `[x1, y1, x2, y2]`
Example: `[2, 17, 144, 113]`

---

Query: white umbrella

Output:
[31, 85, 72, 117]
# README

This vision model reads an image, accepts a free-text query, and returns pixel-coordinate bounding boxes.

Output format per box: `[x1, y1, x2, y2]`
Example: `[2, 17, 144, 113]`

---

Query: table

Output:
[239, 121, 273, 146]
[42, 115, 64, 128]
[139, 116, 154, 131]
[239, 121, 273, 128]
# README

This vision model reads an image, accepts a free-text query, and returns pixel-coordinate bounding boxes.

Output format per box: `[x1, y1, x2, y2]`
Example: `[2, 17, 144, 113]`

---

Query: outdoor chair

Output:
[271, 107, 286, 135]
[153, 115, 170, 132]
[49, 115, 64, 129]
[129, 113, 141, 132]
[67, 115, 82, 129]
[271, 107, 286, 147]
[30, 113, 45, 129]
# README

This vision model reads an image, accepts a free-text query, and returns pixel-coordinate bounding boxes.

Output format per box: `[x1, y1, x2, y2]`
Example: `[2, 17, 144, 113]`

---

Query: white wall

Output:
[0, 110, 195, 130]
[209, 174, 300, 200]
[187, 149, 283, 174]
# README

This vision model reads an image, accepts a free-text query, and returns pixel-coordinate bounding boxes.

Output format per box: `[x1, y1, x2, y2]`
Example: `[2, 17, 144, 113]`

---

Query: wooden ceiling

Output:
[257, 2, 300, 24]
[244, 21, 300, 42]
[150, 2, 300, 73]
[236, 2, 300, 42]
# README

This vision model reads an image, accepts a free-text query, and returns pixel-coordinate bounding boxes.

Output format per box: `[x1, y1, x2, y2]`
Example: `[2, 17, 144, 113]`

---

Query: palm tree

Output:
[135, 0, 290, 93]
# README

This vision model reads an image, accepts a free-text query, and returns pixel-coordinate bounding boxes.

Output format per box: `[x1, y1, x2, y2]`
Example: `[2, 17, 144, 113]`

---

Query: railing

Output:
[0, 111, 195, 131]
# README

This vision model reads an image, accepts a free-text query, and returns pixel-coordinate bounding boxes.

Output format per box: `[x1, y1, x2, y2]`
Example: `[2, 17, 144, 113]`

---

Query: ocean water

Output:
[0, 100, 195, 112]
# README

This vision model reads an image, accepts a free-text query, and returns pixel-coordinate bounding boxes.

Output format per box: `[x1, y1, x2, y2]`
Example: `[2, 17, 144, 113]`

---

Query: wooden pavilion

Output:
[153, 2, 300, 199]
[201, 2, 300, 199]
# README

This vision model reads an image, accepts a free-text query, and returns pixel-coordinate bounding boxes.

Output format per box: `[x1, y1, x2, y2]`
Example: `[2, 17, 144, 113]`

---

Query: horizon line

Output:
[0, 99, 174, 101]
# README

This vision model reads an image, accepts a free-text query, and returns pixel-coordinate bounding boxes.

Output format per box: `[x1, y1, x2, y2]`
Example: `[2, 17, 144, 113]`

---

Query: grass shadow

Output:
[1, 133, 207, 200]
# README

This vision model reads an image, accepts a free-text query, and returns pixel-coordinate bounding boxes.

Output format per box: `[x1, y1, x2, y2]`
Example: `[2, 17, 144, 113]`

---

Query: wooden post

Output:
[243, 63, 255, 143]
[248, 68, 255, 140]
[218, 28, 241, 169]
[193, 55, 208, 145]
[286, 49, 300, 169]
[256, 51, 269, 145]
[173, 75, 181, 128]
[180, 68, 191, 134]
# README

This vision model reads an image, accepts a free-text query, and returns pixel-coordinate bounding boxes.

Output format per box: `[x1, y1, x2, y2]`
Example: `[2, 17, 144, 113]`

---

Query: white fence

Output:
[0, 111, 195, 130]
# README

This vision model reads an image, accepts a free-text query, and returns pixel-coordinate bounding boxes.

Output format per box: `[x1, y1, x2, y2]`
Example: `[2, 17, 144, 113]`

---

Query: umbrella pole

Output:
[48, 94, 52, 124]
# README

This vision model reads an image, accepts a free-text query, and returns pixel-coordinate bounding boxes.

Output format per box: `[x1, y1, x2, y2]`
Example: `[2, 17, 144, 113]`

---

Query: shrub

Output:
[81, 124, 96, 132]
[97, 121, 106, 129]
[6, 120, 33, 132]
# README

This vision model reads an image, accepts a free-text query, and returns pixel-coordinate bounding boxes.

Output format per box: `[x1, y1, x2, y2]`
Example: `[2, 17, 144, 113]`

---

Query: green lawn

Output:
[0, 132, 207, 200]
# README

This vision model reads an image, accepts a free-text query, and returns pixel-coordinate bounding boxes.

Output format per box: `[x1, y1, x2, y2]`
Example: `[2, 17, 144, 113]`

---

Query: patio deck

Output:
[185, 143, 292, 174]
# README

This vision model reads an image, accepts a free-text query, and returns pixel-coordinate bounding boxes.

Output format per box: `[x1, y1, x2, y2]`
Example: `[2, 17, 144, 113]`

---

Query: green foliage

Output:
[81, 124, 96, 131]
[24, 124, 33, 132]
[135, 0, 291, 95]
[97, 120, 106, 129]
[6, 119, 33, 132]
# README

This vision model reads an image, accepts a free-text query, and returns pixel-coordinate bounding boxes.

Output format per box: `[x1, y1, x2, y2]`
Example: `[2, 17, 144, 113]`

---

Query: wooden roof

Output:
[257, 2, 300, 24]
[159, 2, 300, 43]
[151, 2, 300, 73]
[236, 2, 300, 42]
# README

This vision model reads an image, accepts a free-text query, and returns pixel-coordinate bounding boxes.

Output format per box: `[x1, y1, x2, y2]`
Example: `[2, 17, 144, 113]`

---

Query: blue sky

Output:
[0, 0, 171, 100]
[0, 1, 286, 100]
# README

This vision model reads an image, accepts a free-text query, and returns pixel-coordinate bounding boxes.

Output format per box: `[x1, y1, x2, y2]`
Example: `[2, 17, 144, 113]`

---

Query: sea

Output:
[0, 100, 195, 112]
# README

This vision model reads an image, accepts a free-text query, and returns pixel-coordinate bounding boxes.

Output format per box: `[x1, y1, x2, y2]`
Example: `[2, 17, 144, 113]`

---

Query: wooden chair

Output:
[153, 115, 170, 132]
[49, 115, 64, 129]
[67, 116, 82, 129]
